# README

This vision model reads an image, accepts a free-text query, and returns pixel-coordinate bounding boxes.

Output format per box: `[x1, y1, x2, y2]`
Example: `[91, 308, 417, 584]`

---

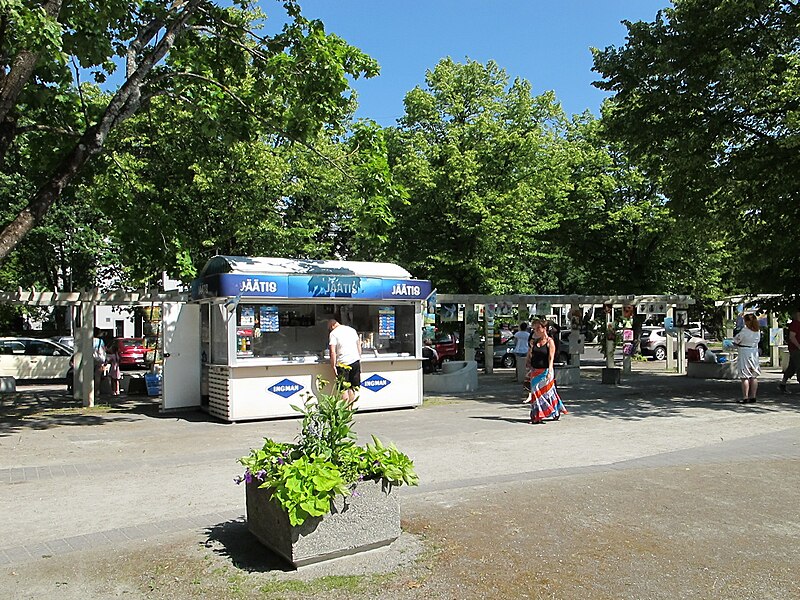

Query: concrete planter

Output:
[245, 478, 400, 568]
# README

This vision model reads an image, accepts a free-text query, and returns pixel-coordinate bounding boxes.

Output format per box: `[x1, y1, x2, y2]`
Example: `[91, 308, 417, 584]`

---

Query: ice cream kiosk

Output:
[191, 256, 432, 421]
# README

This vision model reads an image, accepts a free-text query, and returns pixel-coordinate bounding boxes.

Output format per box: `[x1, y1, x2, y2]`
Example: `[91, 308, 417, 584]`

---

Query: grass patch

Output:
[422, 395, 461, 407]
[258, 574, 366, 595]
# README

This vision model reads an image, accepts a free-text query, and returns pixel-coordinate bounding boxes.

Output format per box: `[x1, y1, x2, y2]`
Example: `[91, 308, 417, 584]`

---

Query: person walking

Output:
[778, 310, 800, 394]
[328, 318, 362, 404]
[92, 327, 107, 394]
[523, 319, 567, 424]
[734, 313, 761, 403]
[512, 322, 531, 382]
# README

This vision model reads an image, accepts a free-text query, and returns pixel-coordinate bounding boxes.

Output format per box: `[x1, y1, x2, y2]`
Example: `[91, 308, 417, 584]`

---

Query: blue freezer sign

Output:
[361, 374, 391, 392]
[268, 378, 304, 398]
[207, 273, 431, 300]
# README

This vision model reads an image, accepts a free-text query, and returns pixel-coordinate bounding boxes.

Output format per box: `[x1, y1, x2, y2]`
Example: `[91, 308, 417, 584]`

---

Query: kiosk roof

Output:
[199, 256, 413, 280]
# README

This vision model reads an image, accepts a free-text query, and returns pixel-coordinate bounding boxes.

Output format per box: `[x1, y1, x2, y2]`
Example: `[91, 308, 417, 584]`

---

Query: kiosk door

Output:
[161, 302, 201, 410]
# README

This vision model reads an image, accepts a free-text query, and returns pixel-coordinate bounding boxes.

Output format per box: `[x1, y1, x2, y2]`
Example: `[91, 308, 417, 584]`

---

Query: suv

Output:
[640, 327, 708, 361]
[0, 337, 72, 381]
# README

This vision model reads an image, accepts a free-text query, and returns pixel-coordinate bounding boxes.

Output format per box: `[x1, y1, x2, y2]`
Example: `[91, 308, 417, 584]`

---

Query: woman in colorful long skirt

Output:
[524, 319, 567, 424]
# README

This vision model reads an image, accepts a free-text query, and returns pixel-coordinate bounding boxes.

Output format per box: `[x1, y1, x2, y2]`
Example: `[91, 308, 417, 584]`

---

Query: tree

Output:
[550, 112, 732, 298]
[386, 58, 572, 294]
[592, 0, 800, 307]
[0, 0, 378, 264]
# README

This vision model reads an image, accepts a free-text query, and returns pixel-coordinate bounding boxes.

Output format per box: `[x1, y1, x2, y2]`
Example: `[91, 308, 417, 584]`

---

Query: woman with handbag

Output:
[524, 319, 568, 424]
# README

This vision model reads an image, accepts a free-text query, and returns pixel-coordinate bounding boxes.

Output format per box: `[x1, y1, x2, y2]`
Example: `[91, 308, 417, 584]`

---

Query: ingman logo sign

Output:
[361, 374, 391, 392]
[268, 379, 304, 398]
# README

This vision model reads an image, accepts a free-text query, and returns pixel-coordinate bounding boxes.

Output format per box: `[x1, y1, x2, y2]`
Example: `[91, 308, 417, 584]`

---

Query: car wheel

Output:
[654, 346, 667, 361]
[696, 345, 707, 361]
[501, 354, 516, 369]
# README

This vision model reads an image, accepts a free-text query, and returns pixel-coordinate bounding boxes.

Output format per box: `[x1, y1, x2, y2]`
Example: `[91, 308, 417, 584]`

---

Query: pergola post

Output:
[78, 299, 96, 407]
[484, 304, 494, 374]
[666, 306, 676, 372]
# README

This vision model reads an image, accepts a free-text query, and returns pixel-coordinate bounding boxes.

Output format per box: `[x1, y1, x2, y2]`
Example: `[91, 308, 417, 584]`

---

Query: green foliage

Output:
[593, 0, 800, 300]
[386, 58, 572, 294]
[0, 0, 380, 272]
[237, 378, 418, 526]
[266, 455, 350, 527]
[292, 379, 357, 463]
[362, 435, 420, 487]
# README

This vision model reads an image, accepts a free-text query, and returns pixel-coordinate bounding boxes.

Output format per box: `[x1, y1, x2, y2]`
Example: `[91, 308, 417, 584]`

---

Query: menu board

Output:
[260, 305, 280, 332]
[379, 306, 396, 339]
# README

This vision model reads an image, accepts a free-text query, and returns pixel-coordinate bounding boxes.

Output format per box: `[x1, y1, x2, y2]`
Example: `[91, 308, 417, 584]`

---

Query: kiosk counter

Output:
[192, 256, 432, 421]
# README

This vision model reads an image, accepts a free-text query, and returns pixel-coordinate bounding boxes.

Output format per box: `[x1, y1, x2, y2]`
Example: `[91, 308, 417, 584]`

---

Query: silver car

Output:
[0, 337, 73, 381]
[640, 327, 708, 361]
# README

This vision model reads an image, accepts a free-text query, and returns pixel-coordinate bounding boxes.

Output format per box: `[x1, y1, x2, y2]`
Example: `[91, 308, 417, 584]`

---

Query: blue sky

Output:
[275, 0, 671, 125]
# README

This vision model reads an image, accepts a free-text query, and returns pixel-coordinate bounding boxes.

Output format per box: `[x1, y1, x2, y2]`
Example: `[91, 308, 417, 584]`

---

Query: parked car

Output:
[433, 332, 459, 365]
[476, 331, 571, 368]
[686, 322, 711, 340]
[640, 327, 708, 361]
[475, 339, 517, 368]
[0, 337, 72, 381]
[50, 335, 75, 349]
[115, 337, 148, 368]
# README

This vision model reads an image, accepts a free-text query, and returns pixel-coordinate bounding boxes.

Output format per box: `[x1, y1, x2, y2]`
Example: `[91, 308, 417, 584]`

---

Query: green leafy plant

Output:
[236, 378, 418, 526]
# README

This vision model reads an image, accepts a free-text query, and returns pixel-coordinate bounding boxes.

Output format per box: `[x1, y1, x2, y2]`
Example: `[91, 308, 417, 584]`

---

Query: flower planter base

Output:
[245, 478, 401, 568]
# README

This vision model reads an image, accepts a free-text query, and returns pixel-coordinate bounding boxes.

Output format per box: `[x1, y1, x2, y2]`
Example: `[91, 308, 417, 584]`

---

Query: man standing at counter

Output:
[328, 319, 362, 404]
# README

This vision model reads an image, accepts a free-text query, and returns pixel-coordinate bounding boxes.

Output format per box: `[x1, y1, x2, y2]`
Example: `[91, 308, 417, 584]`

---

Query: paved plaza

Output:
[1, 364, 799, 598]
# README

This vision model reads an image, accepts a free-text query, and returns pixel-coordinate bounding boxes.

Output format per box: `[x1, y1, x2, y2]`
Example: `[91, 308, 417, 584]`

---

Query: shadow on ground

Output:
[428, 368, 800, 423]
[204, 518, 293, 573]
[0, 386, 212, 437]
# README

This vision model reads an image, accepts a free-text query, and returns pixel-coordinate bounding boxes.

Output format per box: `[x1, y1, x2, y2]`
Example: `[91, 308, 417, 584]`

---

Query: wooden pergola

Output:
[0, 288, 188, 406]
[436, 293, 697, 374]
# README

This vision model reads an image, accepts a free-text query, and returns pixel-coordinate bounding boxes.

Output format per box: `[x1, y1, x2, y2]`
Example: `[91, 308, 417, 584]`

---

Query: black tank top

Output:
[530, 340, 550, 369]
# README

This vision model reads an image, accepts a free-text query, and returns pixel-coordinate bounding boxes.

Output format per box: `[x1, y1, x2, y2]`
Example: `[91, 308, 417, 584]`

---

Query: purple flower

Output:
[351, 490, 361, 497]
[276, 457, 285, 465]
[256, 469, 267, 480]
[233, 475, 243, 485]
[244, 471, 253, 484]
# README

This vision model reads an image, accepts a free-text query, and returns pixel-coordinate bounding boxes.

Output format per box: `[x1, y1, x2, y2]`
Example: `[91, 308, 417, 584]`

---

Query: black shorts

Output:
[336, 360, 361, 390]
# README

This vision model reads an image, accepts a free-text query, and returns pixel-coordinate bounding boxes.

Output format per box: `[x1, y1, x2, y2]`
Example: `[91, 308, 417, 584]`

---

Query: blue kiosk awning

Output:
[192, 256, 432, 302]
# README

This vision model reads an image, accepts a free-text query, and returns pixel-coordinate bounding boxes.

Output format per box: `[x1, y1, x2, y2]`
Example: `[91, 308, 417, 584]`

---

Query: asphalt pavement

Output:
[1, 362, 799, 598]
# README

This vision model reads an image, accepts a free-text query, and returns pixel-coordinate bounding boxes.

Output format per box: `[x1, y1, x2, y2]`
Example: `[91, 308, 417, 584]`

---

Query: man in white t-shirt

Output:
[512, 322, 531, 382]
[328, 319, 362, 403]
[513, 322, 531, 357]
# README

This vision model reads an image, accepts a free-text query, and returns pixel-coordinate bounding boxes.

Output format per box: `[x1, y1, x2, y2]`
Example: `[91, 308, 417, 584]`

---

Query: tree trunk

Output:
[0, 126, 95, 261]
[0, 0, 64, 124]
[0, 0, 201, 263]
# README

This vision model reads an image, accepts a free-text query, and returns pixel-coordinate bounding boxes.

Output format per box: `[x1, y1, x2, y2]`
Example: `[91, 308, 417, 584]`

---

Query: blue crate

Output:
[145, 373, 162, 396]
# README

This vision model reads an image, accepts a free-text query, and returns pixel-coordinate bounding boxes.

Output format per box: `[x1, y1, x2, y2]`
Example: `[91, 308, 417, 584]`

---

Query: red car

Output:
[434, 332, 459, 365]
[115, 337, 148, 368]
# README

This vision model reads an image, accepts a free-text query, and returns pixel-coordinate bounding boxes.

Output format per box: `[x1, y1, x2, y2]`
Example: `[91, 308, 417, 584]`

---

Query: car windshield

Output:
[119, 339, 143, 348]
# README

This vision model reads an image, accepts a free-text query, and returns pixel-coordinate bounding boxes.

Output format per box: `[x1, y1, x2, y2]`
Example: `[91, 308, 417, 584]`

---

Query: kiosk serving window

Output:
[231, 302, 416, 360]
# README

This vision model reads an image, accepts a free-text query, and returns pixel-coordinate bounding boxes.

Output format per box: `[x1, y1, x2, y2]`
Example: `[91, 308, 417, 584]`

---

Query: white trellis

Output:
[0, 288, 188, 406]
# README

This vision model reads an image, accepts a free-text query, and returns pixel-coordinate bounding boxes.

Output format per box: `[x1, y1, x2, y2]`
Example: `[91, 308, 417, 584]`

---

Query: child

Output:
[106, 342, 123, 396]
